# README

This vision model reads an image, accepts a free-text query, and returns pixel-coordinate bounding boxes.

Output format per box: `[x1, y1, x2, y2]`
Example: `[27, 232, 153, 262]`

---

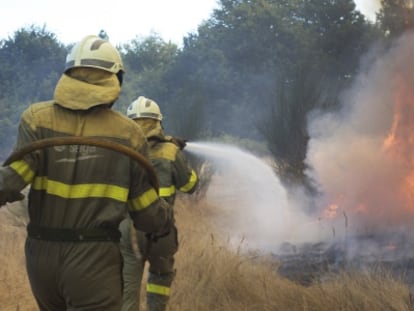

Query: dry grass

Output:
[0, 196, 413, 310]
[170, 197, 414, 311]
[0, 204, 36, 311]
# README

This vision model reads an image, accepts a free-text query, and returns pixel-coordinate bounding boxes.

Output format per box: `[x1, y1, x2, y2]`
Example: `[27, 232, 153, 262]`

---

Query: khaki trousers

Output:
[119, 218, 178, 311]
[25, 237, 123, 311]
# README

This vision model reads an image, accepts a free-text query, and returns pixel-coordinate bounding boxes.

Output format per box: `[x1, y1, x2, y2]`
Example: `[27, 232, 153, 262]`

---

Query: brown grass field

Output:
[1, 196, 413, 311]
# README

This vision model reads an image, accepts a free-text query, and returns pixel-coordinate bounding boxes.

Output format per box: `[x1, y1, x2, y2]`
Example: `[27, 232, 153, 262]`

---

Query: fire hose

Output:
[3, 136, 165, 254]
[2, 136, 159, 191]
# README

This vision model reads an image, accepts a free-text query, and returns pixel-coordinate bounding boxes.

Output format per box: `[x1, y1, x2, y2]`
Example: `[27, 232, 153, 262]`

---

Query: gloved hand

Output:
[145, 231, 170, 242]
[165, 135, 187, 150]
[0, 191, 25, 207]
[145, 219, 173, 242]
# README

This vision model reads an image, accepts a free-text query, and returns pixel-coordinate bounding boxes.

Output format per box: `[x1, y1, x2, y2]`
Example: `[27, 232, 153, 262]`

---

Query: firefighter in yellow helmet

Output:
[0, 35, 173, 310]
[120, 96, 198, 311]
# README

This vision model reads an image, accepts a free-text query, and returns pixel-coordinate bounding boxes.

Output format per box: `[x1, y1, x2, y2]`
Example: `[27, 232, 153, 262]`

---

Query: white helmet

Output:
[127, 96, 163, 121]
[65, 35, 124, 74]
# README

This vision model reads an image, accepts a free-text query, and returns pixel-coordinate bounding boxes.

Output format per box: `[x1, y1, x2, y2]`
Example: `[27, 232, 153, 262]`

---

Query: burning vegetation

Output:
[266, 31, 414, 288]
[307, 31, 414, 235]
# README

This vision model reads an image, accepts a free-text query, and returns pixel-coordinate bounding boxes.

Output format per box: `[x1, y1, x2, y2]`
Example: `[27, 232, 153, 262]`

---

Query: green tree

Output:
[256, 0, 377, 186]
[171, 0, 378, 187]
[118, 33, 213, 186]
[0, 25, 66, 158]
[117, 35, 178, 118]
[377, 0, 414, 37]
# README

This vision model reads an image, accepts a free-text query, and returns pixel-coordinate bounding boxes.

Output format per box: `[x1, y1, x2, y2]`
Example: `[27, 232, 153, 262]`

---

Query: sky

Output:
[355, 0, 382, 21]
[0, 0, 381, 47]
[0, 0, 220, 46]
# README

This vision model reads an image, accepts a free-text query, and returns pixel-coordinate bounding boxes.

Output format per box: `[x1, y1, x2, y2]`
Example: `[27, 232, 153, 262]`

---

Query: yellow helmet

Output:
[127, 96, 163, 121]
[65, 35, 124, 74]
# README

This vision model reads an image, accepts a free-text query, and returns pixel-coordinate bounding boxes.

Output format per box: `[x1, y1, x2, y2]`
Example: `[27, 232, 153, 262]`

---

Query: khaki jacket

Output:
[0, 69, 171, 234]
[137, 119, 198, 205]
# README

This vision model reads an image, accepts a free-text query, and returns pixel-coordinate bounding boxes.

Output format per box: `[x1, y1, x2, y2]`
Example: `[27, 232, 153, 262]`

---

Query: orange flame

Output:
[382, 74, 414, 212]
[322, 73, 414, 222]
[323, 203, 339, 219]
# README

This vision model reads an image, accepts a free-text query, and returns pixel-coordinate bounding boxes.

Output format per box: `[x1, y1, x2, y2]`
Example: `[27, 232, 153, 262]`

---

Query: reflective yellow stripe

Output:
[179, 170, 198, 192]
[32, 176, 128, 201]
[159, 185, 175, 197]
[10, 160, 35, 183]
[146, 283, 171, 296]
[129, 188, 158, 211]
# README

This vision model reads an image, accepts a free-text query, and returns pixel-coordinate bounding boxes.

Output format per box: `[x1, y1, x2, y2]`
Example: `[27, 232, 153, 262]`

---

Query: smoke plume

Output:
[305, 31, 414, 237]
[187, 32, 414, 255]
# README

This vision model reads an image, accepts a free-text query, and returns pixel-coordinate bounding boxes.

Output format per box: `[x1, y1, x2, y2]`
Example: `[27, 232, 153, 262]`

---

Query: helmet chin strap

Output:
[116, 71, 123, 86]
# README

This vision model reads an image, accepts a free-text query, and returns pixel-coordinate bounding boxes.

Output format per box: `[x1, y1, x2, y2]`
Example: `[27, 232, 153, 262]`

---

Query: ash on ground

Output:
[273, 232, 414, 287]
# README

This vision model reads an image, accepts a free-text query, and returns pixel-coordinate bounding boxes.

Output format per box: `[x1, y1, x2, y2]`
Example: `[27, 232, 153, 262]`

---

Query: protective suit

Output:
[0, 36, 173, 311]
[120, 97, 198, 311]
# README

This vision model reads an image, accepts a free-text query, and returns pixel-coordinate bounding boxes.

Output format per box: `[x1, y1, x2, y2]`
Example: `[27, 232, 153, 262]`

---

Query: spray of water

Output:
[186, 141, 332, 253]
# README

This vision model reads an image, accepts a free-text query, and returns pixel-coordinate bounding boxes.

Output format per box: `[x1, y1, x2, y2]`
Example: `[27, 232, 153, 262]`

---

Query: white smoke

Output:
[305, 31, 414, 237]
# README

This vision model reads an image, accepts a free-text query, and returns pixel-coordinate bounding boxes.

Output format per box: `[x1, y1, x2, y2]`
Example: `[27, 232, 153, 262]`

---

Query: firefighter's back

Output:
[20, 101, 148, 310]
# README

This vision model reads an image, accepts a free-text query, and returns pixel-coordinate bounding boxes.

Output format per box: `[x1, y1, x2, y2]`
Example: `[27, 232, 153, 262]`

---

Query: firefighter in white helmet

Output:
[0, 35, 173, 310]
[120, 96, 198, 311]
